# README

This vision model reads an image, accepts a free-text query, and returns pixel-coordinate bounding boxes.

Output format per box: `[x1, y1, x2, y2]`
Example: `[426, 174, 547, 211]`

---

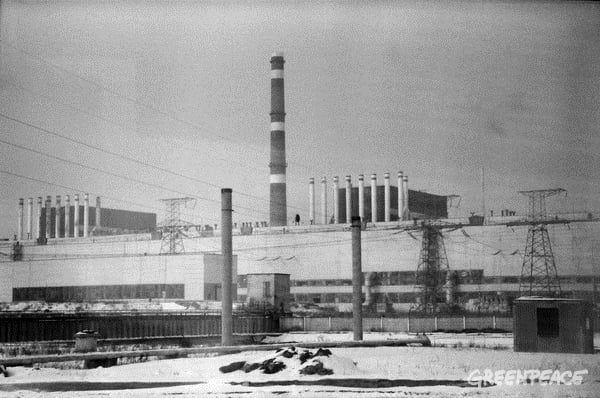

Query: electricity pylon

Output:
[518, 189, 566, 297]
[159, 197, 196, 255]
[414, 223, 451, 312]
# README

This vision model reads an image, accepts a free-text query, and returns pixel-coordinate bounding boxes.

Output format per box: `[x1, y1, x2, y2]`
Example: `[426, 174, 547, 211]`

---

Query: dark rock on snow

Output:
[219, 360, 246, 373]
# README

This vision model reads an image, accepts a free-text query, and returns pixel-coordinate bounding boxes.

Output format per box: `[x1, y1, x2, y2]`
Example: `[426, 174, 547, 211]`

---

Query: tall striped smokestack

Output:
[269, 52, 287, 226]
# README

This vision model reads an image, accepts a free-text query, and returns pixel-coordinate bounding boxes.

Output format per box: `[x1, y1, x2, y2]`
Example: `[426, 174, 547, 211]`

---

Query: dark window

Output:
[537, 307, 559, 337]
[263, 281, 271, 297]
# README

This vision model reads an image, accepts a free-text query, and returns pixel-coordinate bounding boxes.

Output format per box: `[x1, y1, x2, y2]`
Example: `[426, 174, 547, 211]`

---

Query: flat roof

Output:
[247, 272, 290, 276]
[515, 296, 590, 302]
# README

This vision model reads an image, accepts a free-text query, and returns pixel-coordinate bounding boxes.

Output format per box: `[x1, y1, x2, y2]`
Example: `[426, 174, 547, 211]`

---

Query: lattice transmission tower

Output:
[414, 223, 451, 312]
[159, 197, 196, 255]
[518, 188, 566, 297]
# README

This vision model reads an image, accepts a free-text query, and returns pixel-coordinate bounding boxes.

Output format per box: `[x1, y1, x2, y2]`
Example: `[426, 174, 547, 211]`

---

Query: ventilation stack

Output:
[370, 174, 377, 222]
[308, 178, 315, 225]
[73, 194, 80, 238]
[95, 196, 101, 229]
[333, 176, 339, 224]
[55, 195, 61, 238]
[83, 193, 89, 238]
[44, 196, 51, 239]
[345, 176, 352, 223]
[398, 171, 405, 221]
[403, 175, 409, 220]
[384, 172, 390, 222]
[26, 198, 33, 240]
[64, 195, 70, 238]
[358, 174, 365, 221]
[36, 197, 42, 240]
[17, 199, 24, 240]
[321, 177, 327, 224]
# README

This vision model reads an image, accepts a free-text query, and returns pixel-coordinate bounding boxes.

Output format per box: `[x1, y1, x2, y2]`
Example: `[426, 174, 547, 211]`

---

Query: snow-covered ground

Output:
[0, 333, 598, 397]
[263, 331, 515, 349]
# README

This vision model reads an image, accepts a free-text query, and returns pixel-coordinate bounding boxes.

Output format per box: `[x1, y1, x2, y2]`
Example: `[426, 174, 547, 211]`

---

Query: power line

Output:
[0, 111, 309, 215]
[0, 169, 209, 222]
[0, 76, 271, 176]
[0, 136, 276, 222]
[0, 39, 319, 177]
[0, 136, 222, 205]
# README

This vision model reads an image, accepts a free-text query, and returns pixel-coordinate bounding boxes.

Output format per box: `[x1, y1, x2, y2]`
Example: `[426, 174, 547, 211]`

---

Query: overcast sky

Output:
[1, 1, 599, 238]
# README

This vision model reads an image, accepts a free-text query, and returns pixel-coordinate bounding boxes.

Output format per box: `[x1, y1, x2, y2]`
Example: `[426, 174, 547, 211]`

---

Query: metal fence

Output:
[280, 314, 514, 333]
[0, 312, 276, 342]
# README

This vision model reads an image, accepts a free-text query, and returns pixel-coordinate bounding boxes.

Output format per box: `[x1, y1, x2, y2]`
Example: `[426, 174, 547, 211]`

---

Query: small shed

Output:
[246, 273, 291, 313]
[513, 297, 594, 354]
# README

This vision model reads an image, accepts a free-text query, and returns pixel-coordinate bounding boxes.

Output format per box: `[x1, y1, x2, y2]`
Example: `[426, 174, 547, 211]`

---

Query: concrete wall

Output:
[0, 253, 214, 302]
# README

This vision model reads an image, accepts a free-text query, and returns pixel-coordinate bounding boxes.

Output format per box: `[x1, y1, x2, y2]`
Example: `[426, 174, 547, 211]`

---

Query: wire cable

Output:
[0, 110, 310, 215]
[0, 39, 320, 183]
[0, 169, 209, 222]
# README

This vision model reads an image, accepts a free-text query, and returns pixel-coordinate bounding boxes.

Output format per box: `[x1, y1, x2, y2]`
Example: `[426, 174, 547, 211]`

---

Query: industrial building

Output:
[14, 194, 156, 243]
[1, 52, 599, 313]
[1, 216, 598, 312]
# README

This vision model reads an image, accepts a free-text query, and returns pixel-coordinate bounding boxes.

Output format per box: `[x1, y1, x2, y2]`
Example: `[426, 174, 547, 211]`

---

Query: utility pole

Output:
[351, 216, 363, 341]
[518, 188, 566, 297]
[221, 189, 233, 346]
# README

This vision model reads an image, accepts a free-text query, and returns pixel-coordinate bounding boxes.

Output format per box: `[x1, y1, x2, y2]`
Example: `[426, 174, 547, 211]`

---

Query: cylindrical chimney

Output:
[384, 172, 391, 222]
[17, 198, 24, 241]
[403, 175, 409, 220]
[55, 195, 61, 238]
[398, 171, 404, 221]
[321, 177, 327, 225]
[73, 194, 80, 238]
[221, 188, 233, 346]
[64, 195, 70, 238]
[269, 52, 287, 226]
[351, 216, 363, 341]
[345, 176, 352, 223]
[95, 196, 101, 228]
[370, 174, 377, 222]
[26, 198, 33, 240]
[308, 178, 315, 225]
[333, 176, 339, 224]
[358, 175, 365, 221]
[36, 197, 42, 240]
[45, 196, 52, 239]
[83, 193, 89, 238]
